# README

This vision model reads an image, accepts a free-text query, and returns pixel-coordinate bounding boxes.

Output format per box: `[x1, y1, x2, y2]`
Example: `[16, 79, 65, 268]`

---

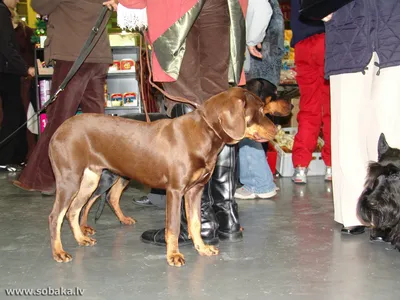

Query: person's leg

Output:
[330, 54, 375, 230]
[141, 0, 236, 245]
[79, 63, 108, 114]
[0, 74, 27, 166]
[315, 34, 332, 179]
[15, 61, 92, 192]
[292, 34, 325, 183]
[370, 59, 400, 156]
[236, 139, 276, 199]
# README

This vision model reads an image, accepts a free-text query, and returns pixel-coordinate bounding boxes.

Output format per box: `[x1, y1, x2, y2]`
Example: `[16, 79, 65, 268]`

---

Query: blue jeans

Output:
[238, 139, 276, 194]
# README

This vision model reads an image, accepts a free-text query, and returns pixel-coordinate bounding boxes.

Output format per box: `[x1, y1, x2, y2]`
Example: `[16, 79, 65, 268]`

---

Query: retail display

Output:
[34, 46, 143, 134]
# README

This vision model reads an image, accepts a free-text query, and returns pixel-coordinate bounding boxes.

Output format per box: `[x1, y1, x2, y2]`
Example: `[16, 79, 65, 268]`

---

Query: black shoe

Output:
[140, 226, 219, 247]
[140, 227, 193, 247]
[341, 225, 366, 235]
[133, 195, 155, 207]
[370, 228, 391, 243]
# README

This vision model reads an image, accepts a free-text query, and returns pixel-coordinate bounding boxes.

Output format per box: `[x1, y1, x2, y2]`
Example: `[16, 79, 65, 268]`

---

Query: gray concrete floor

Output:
[0, 172, 399, 300]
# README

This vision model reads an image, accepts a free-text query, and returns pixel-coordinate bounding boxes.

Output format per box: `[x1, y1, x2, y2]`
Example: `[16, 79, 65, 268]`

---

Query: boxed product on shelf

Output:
[40, 114, 47, 133]
[36, 59, 53, 75]
[271, 127, 326, 177]
[39, 80, 52, 107]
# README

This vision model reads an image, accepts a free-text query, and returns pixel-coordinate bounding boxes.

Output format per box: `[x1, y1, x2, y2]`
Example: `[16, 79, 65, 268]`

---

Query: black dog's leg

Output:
[79, 170, 120, 224]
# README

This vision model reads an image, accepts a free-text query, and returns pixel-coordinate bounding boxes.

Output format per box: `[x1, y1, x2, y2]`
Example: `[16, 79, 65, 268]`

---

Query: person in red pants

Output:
[290, 0, 331, 184]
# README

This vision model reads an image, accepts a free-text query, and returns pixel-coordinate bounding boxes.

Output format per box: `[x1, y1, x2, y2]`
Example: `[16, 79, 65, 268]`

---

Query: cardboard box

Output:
[271, 127, 326, 177]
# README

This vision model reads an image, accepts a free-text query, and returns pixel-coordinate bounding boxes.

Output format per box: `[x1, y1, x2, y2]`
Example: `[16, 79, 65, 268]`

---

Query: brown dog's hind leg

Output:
[185, 186, 219, 257]
[67, 168, 101, 247]
[49, 186, 79, 263]
[165, 189, 185, 267]
[108, 177, 136, 225]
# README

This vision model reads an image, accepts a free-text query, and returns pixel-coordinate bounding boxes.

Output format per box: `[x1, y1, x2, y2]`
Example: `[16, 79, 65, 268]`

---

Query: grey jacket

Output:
[246, 0, 285, 87]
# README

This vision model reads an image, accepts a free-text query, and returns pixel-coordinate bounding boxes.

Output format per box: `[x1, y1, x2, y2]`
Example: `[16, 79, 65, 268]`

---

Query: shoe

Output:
[325, 166, 332, 181]
[341, 225, 366, 235]
[132, 195, 155, 207]
[292, 167, 307, 184]
[140, 226, 194, 247]
[234, 186, 277, 199]
[370, 228, 391, 243]
[41, 188, 55, 196]
[234, 187, 256, 199]
[256, 189, 277, 199]
[0, 164, 24, 172]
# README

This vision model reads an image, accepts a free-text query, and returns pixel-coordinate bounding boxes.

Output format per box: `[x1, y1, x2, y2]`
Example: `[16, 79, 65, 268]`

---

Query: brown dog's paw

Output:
[53, 251, 73, 263]
[120, 216, 136, 225]
[167, 252, 185, 267]
[81, 225, 96, 236]
[196, 245, 219, 256]
[77, 236, 97, 247]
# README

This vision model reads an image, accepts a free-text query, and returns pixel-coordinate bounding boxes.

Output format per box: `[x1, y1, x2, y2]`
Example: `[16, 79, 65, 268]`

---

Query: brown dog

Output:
[48, 87, 291, 266]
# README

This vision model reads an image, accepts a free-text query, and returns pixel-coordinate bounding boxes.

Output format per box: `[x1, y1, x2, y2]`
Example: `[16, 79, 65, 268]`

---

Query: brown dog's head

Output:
[202, 87, 292, 144]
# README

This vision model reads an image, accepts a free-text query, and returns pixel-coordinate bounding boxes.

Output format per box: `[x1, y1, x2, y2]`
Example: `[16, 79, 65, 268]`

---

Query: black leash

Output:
[0, 6, 111, 148]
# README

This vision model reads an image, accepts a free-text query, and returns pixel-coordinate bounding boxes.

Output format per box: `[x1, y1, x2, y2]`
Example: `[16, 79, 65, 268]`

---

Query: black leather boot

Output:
[140, 104, 219, 246]
[140, 181, 219, 246]
[211, 145, 243, 242]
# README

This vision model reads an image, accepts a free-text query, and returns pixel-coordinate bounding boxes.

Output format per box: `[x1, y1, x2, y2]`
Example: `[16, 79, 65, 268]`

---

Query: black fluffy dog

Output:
[358, 133, 400, 249]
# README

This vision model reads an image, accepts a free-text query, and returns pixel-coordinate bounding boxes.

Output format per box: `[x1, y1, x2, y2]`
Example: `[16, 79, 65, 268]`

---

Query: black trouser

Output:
[0, 73, 27, 165]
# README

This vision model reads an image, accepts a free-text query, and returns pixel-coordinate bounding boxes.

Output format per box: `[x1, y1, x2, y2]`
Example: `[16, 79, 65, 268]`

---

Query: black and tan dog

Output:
[358, 133, 400, 249]
[48, 87, 291, 266]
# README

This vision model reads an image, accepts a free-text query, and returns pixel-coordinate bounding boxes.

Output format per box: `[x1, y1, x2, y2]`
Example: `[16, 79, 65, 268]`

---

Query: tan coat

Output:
[31, 0, 112, 64]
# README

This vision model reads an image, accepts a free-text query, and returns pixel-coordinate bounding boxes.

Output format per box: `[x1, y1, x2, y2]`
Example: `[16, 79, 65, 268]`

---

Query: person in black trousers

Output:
[0, 0, 35, 168]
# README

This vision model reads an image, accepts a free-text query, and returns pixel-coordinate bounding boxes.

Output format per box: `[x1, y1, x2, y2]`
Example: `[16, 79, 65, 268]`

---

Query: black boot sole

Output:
[203, 236, 220, 246]
[140, 236, 193, 247]
[218, 230, 243, 242]
[140, 236, 219, 247]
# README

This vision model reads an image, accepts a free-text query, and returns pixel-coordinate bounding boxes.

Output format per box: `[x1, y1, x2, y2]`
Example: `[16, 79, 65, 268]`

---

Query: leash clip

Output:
[92, 27, 99, 33]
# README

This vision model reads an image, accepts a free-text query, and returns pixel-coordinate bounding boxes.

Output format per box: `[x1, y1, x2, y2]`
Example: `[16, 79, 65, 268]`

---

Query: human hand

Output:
[248, 43, 262, 59]
[322, 13, 333, 22]
[103, 0, 118, 11]
[27, 67, 35, 77]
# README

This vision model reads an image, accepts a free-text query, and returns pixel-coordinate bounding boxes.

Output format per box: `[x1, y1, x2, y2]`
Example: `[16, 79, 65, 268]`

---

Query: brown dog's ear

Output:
[218, 97, 246, 141]
[264, 98, 292, 116]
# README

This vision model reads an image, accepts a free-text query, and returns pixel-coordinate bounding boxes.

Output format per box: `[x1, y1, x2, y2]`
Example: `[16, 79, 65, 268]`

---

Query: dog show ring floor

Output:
[0, 173, 399, 300]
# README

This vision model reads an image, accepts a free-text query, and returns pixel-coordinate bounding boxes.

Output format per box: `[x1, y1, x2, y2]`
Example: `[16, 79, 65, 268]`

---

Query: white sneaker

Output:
[234, 187, 278, 199]
[234, 187, 256, 199]
[325, 166, 332, 181]
[292, 167, 307, 184]
[256, 189, 277, 199]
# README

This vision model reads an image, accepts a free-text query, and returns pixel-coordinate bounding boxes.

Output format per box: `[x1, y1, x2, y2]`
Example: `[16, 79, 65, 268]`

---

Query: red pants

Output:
[292, 33, 331, 167]
[18, 60, 108, 191]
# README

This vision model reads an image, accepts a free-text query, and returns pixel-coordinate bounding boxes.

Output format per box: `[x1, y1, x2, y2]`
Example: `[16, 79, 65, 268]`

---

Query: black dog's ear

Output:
[378, 133, 389, 160]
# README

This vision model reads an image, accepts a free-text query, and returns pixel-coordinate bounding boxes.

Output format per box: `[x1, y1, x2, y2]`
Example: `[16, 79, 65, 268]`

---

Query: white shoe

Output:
[325, 166, 332, 181]
[234, 187, 277, 199]
[234, 187, 256, 199]
[256, 189, 277, 199]
[292, 167, 307, 184]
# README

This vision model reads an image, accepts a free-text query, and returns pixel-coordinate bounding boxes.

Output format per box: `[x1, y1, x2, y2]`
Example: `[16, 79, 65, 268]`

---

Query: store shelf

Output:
[107, 70, 136, 77]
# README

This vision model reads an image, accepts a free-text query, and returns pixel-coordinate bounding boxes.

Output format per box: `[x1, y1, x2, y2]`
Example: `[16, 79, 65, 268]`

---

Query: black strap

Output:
[0, 6, 111, 147]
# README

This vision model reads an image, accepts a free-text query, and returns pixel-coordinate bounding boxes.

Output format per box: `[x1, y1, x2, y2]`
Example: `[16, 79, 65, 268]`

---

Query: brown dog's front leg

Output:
[165, 189, 185, 267]
[185, 186, 219, 257]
